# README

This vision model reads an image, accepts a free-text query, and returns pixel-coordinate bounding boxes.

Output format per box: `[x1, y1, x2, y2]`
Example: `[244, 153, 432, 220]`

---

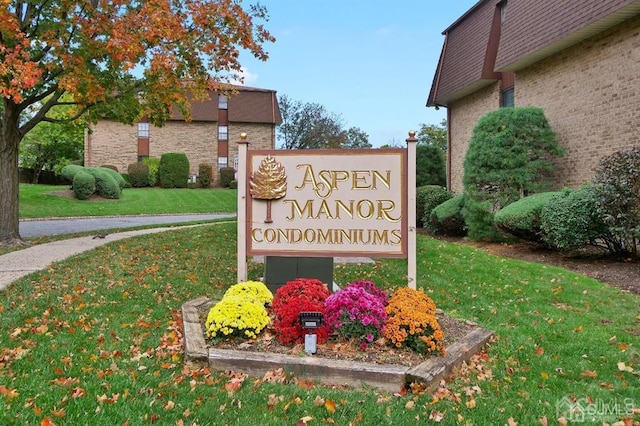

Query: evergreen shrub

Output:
[463, 106, 563, 209]
[158, 153, 189, 188]
[59, 164, 85, 184]
[427, 194, 467, 236]
[540, 187, 610, 252]
[143, 157, 160, 186]
[417, 185, 454, 228]
[86, 167, 121, 199]
[72, 171, 96, 200]
[198, 163, 213, 188]
[220, 167, 235, 188]
[127, 162, 150, 188]
[494, 192, 561, 243]
[99, 166, 126, 189]
[592, 146, 640, 257]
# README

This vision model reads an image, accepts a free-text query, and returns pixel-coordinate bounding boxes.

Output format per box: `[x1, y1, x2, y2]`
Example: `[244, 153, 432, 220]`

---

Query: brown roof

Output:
[427, 0, 640, 107]
[171, 85, 282, 124]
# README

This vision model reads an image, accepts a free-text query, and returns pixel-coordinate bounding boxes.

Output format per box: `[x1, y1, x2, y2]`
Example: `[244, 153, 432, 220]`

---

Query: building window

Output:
[218, 156, 228, 169]
[218, 95, 228, 109]
[218, 125, 228, 140]
[138, 122, 150, 138]
[501, 86, 514, 107]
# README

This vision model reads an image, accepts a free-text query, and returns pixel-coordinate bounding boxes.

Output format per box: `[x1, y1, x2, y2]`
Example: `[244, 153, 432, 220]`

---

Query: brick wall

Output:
[447, 15, 640, 193]
[448, 82, 501, 194]
[85, 121, 137, 172]
[516, 14, 640, 188]
[86, 120, 276, 186]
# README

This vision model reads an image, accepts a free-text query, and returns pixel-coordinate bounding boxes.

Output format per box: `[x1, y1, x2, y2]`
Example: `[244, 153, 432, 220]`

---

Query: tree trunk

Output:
[0, 104, 27, 247]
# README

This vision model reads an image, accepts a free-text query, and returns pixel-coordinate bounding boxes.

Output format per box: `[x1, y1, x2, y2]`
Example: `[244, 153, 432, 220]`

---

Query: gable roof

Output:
[427, 0, 640, 107]
[171, 85, 282, 124]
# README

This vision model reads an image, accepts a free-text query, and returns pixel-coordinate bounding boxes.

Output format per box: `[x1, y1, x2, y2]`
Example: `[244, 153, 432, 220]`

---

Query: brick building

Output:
[427, 0, 640, 193]
[85, 86, 281, 184]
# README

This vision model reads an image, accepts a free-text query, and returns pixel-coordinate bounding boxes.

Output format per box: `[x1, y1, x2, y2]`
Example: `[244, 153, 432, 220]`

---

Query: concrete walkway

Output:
[0, 225, 207, 291]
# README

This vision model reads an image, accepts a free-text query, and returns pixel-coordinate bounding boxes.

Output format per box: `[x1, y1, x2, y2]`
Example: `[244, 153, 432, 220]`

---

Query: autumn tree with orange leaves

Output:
[0, 0, 274, 246]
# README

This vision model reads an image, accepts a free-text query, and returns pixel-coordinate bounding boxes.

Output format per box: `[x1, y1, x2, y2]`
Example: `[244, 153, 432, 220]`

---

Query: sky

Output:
[235, 1, 479, 147]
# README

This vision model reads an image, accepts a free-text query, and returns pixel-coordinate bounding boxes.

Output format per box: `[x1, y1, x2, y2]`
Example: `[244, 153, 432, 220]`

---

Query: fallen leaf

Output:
[51, 408, 65, 418]
[405, 400, 415, 409]
[617, 361, 633, 372]
[297, 415, 313, 425]
[557, 416, 568, 426]
[297, 378, 314, 390]
[465, 397, 476, 409]
[538, 416, 548, 425]
[41, 418, 56, 426]
[507, 417, 518, 426]
[428, 410, 444, 422]
[573, 325, 584, 333]
[325, 399, 336, 413]
[580, 370, 597, 378]
[71, 387, 85, 399]
[0, 385, 19, 399]
[535, 347, 544, 356]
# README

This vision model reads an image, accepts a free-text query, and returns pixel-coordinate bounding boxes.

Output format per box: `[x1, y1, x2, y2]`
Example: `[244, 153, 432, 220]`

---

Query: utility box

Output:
[264, 256, 333, 294]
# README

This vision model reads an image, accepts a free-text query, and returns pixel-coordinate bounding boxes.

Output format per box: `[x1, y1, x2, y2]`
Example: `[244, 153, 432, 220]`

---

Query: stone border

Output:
[182, 297, 493, 393]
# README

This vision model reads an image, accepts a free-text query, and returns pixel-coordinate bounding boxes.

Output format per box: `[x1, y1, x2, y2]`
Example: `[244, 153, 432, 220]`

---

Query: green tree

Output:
[277, 94, 370, 149]
[463, 107, 563, 208]
[19, 102, 85, 183]
[0, 1, 273, 246]
[462, 107, 563, 240]
[341, 127, 371, 149]
[417, 119, 447, 153]
[416, 145, 446, 187]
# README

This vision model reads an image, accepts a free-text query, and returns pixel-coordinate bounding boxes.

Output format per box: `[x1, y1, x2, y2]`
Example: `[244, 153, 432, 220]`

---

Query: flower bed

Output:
[204, 278, 455, 366]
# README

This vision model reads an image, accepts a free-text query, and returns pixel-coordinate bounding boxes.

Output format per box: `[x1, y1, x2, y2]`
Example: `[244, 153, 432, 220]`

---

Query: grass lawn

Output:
[0, 223, 638, 425]
[19, 184, 238, 218]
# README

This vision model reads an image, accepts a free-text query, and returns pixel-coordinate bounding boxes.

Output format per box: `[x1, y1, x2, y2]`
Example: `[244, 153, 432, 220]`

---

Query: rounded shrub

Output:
[59, 164, 85, 184]
[198, 163, 213, 188]
[220, 167, 235, 188]
[417, 185, 454, 228]
[540, 187, 610, 252]
[143, 157, 161, 186]
[592, 146, 640, 256]
[494, 191, 561, 243]
[427, 193, 467, 235]
[99, 166, 126, 189]
[86, 167, 121, 199]
[127, 162, 150, 188]
[159, 152, 189, 188]
[72, 171, 96, 200]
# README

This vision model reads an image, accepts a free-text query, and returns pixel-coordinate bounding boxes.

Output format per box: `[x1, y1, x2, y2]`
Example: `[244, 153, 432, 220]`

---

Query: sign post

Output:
[237, 134, 249, 283]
